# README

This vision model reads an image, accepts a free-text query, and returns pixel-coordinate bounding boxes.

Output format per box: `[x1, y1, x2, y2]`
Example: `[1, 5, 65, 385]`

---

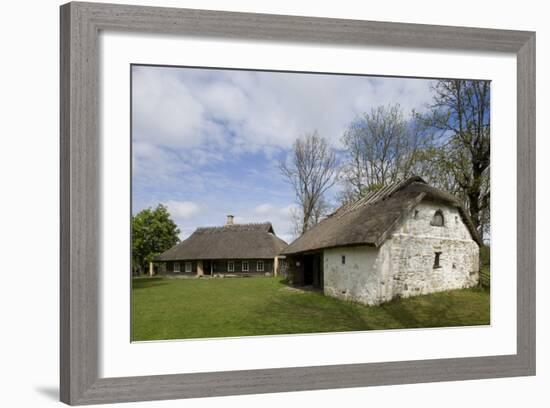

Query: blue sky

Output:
[132, 65, 436, 243]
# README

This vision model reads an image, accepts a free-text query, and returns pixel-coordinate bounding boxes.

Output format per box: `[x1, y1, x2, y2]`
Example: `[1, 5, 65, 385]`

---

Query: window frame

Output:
[256, 260, 264, 272]
[227, 260, 235, 272]
[173, 262, 181, 273]
[242, 260, 249, 272]
[184, 261, 192, 273]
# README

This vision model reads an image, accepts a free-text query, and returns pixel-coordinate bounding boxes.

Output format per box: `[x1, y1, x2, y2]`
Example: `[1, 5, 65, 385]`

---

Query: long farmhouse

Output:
[153, 216, 288, 277]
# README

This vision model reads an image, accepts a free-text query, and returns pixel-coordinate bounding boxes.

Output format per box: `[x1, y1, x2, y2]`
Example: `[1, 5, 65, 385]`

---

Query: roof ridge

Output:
[195, 222, 272, 234]
[335, 176, 426, 219]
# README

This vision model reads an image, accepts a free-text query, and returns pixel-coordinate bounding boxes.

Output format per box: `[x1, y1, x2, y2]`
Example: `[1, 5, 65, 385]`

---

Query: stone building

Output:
[152, 216, 288, 277]
[281, 177, 481, 305]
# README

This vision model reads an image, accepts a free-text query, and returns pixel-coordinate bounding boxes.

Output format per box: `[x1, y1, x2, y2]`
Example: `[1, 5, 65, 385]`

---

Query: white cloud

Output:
[132, 68, 227, 150]
[164, 200, 201, 220]
[253, 203, 276, 216]
[132, 66, 436, 158]
[200, 81, 249, 121]
[133, 142, 188, 180]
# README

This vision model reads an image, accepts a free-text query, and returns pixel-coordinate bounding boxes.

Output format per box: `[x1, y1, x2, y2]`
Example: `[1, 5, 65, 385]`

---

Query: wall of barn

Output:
[323, 245, 383, 306]
[322, 201, 479, 305]
[381, 201, 479, 301]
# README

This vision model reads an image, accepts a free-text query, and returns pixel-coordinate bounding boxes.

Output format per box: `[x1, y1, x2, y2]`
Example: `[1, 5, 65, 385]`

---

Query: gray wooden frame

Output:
[60, 1, 536, 405]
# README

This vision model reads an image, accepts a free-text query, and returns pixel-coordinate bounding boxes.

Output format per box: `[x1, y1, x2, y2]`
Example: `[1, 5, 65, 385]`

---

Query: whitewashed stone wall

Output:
[384, 201, 479, 301]
[323, 201, 479, 306]
[324, 245, 383, 305]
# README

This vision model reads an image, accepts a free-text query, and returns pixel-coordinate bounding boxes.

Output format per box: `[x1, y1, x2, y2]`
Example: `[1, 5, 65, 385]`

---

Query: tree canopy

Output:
[132, 204, 180, 274]
[339, 103, 432, 203]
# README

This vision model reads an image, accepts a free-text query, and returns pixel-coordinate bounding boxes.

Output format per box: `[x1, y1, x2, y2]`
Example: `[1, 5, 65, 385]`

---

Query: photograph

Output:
[130, 65, 491, 341]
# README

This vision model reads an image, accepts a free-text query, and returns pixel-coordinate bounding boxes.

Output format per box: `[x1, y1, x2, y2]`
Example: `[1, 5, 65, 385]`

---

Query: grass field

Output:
[131, 276, 490, 341]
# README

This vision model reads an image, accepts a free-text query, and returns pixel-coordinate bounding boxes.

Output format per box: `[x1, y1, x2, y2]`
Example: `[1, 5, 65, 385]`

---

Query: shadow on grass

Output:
[250, 286, 373, 334]
[379, 288, 490, 329]
[253, 283, 489, 334]
[377, 299, 422, 328]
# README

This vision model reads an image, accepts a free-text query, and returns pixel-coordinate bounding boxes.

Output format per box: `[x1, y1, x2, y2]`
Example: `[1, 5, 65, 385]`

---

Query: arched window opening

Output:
[431, 210, 445, 227]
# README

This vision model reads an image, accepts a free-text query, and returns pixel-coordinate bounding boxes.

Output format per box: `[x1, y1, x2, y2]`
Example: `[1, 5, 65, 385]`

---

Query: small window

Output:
[185, 262, 192, 273]
[257, 260, 264, 272]
[173, 262, 181, 273]
[431, 210, 445, 227]
[433, 252, 442, 269]
[242, 260, 249, 272]
[341, 255, 346, 265]
[227, 261, 235, 272]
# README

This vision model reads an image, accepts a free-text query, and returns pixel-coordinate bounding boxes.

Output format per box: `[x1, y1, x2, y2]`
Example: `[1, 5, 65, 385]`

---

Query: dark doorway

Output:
[203, 260, 213, 275]
[303, 253, 323, 288]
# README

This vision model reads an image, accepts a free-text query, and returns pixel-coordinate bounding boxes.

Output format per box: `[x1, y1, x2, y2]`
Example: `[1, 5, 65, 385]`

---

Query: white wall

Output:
[0, 1, 547, 407]
[324, 245, 381, 305]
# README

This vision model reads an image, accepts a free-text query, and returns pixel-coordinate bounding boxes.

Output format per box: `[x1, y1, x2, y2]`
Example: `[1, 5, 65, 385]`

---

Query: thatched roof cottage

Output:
[153, 216, 288, 277]
[281, 176, 481, 305]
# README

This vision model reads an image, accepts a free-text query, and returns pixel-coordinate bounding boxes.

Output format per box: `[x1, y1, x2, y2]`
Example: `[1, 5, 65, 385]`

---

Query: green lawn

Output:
[132, 276, 490, 341]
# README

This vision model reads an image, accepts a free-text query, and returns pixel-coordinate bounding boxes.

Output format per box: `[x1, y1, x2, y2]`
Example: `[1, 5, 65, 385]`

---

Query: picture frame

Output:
[60, 1, 535, 405]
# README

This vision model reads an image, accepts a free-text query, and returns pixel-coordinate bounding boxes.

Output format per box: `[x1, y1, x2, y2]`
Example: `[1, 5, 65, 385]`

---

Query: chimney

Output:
[226, 215, 234, 225]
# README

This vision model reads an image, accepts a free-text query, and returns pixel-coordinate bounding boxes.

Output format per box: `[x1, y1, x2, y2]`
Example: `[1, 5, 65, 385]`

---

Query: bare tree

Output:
[280, 131, 338, 234]
[426, 79, 491, 240]
[339, 104, 431, 202]
[288, 205, 303, 240]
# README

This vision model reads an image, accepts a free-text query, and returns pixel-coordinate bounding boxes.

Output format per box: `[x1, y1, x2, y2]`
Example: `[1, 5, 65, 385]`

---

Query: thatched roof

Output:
[156, 222, 288, 261]
[281, 176, 481, 255]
